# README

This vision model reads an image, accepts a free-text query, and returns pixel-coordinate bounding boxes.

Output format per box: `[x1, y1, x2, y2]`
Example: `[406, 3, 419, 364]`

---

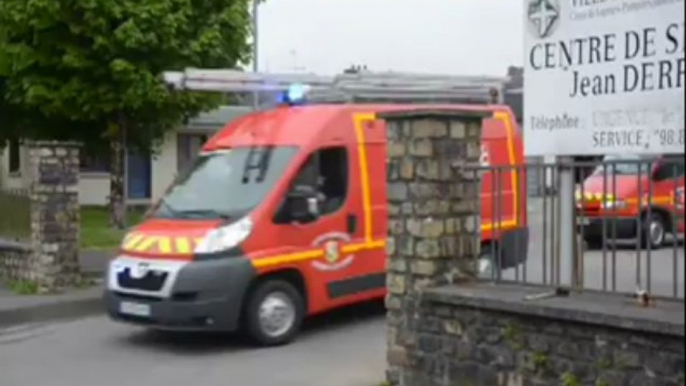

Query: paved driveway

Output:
[509, 198, 685, 298]
[0, 303, 386, 386]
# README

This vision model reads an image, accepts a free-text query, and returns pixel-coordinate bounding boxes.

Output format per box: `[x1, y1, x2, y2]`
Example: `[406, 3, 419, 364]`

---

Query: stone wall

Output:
[381, 110, 488, 385]
[380, 110, 685, 386]
[392, 284, 685, 386]
[0, 141, 82, 291]
[0, 241, 31, 283]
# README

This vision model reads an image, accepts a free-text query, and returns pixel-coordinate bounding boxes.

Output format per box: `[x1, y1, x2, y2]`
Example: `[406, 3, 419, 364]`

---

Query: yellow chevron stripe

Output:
[175, 237, 192, 254]
[123, 234, 145, 250]
[158, 237, 172, 254]
[134, 236, 158, 252]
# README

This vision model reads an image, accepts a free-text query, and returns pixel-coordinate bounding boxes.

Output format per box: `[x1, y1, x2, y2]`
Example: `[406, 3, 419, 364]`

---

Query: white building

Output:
[0, 106, 251, 206]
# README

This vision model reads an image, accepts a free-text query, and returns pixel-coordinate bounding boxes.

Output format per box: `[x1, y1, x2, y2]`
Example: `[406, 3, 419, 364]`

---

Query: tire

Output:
[245, 280, 305, 347]
[641, 212, 668, 250]
[583, 236, 604, 250]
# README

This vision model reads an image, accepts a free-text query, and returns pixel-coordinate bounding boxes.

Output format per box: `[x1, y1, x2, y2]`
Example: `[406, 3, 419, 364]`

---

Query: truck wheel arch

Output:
[243, 268, 309, 316]
[642, 207, 674, 233]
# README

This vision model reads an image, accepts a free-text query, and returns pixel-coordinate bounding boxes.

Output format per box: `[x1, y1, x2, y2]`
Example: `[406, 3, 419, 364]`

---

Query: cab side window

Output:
[274, 147, 349, 224]
[654, 156, 685, 182]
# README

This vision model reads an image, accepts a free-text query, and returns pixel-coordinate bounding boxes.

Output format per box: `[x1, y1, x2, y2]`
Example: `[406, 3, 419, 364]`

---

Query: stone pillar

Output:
[380, 110, 489, 386]
[27, 141, 82, 292]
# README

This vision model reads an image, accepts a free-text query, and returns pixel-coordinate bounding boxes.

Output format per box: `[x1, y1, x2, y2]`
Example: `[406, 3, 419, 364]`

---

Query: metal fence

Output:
[471, 156, 685, 301]
[0, 188, 32, 242]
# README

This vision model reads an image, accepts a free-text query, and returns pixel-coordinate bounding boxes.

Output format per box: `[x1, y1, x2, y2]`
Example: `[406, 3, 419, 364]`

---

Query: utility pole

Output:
[251, 0, 259, 110]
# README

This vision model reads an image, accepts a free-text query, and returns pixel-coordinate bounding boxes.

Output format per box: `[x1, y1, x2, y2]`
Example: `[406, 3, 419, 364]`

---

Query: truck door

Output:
[272, 144, 367, 312]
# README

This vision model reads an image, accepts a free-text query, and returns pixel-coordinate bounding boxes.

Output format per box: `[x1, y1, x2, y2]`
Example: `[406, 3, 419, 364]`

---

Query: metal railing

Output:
[469, 157, 685, 301]
[0, 188, 31, 242]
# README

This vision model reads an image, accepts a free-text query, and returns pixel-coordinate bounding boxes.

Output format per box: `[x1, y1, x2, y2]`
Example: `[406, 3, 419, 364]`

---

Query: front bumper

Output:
[104, 256, 256, 332]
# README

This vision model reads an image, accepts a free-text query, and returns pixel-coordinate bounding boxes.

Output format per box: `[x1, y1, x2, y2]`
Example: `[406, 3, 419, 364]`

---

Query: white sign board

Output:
[524, 0, 685, 156]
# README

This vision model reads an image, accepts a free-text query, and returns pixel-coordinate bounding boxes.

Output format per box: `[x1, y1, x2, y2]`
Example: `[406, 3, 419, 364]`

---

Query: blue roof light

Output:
[278, 83, 311, 105]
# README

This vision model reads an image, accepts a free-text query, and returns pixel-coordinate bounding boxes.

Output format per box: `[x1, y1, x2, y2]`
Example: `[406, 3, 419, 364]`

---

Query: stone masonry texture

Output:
[382, 111, 487, 386]
[0, 141, 83, 291]
[393, 296, 685, 386]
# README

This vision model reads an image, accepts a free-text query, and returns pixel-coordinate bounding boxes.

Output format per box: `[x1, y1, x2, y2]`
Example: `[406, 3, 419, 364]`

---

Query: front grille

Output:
[114, 291, 163, 302]
[117, 314, 157, 325]
[117, 268, 168, 292]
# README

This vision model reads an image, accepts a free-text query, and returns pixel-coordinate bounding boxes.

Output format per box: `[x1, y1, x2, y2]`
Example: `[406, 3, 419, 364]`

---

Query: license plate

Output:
[577, 217, 590, 226]
[119, 301, 151, 317]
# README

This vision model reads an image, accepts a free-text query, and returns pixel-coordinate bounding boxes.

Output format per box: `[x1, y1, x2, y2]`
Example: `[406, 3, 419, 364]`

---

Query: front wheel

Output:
[245, 280, 305, 347]
[583, 236, 604, 250]
[642, 212, 668, 250]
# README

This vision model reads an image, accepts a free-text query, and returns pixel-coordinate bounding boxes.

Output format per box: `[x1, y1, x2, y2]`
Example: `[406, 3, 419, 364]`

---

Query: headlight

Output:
[195, 217, 253, 254]
[603, 200, 627, 210]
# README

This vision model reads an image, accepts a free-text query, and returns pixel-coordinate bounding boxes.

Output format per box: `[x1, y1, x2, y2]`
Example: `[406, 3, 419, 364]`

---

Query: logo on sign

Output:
[311, 232, 355, 272]
[527, 0, 560, 39]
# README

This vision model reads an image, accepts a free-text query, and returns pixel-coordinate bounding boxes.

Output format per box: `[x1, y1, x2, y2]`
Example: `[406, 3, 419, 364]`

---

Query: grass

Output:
[1, 200, 145, 250]
[80, 207, 146, 250]
[1, 207, 144, 296]
[561, 372, 581, 386]
[6, 280, 40, 295]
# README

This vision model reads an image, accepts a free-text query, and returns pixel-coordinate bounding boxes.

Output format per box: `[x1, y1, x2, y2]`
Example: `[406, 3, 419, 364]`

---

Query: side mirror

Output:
[651, 161, 662, 178]
[651, 159, 675, 181]
[287, 185, 320, 222]
[306, 197, 320, 216]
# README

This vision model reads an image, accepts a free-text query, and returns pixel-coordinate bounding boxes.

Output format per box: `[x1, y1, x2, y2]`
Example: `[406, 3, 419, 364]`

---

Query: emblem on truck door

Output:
[324, 241, 340, 264]
[312, 232, 355, 272]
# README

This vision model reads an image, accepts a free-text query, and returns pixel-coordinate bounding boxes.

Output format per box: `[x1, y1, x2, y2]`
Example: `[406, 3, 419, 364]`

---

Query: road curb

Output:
[0, 289, 105, 328]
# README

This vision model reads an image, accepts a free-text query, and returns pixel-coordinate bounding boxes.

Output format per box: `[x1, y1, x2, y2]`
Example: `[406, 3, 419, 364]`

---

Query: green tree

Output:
[0, 0, 253, 228]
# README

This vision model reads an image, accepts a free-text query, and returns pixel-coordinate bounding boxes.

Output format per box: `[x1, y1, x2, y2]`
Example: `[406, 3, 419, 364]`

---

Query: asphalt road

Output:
[498, 198, 686, 299]
[0, 302, 387, 386]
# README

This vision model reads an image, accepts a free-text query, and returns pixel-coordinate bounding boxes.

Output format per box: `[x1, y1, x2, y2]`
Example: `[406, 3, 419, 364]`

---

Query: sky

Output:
[257, 0, 525, 77]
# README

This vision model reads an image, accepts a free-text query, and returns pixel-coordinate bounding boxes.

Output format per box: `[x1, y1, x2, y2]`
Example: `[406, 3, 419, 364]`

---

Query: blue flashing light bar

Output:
[277, 83, 311, 105]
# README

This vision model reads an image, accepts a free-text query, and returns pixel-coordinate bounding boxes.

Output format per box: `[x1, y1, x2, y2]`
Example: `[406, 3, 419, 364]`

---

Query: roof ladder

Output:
[163, 69, 509, 105]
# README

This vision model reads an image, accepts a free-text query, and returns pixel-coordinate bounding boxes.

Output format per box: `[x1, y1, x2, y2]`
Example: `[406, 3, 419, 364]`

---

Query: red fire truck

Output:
[104, 71, 528, 346]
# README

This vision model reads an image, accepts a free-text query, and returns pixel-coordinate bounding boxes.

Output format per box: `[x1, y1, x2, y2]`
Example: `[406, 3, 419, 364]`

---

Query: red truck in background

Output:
[577, 153, 685, 249]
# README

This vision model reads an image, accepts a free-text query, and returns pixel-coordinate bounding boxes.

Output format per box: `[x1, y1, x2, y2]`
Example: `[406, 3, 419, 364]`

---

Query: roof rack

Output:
[163, 69, 508, 105]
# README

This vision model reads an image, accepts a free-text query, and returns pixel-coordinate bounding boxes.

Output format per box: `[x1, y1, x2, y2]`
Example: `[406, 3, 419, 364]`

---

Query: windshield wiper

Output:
[158, 198, 182, 217]
[175, 209, 231, 220]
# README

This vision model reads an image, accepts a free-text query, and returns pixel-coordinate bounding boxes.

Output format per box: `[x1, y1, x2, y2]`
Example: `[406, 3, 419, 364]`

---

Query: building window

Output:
[177, 133, 209, 174]
[8, 139, 20, 174]
[80, 147, 111, 173]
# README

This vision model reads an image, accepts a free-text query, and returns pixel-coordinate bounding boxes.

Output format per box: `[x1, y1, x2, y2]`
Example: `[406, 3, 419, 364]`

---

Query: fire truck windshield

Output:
[152, 146, 299, 220]
[592, 154, 655, 176]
